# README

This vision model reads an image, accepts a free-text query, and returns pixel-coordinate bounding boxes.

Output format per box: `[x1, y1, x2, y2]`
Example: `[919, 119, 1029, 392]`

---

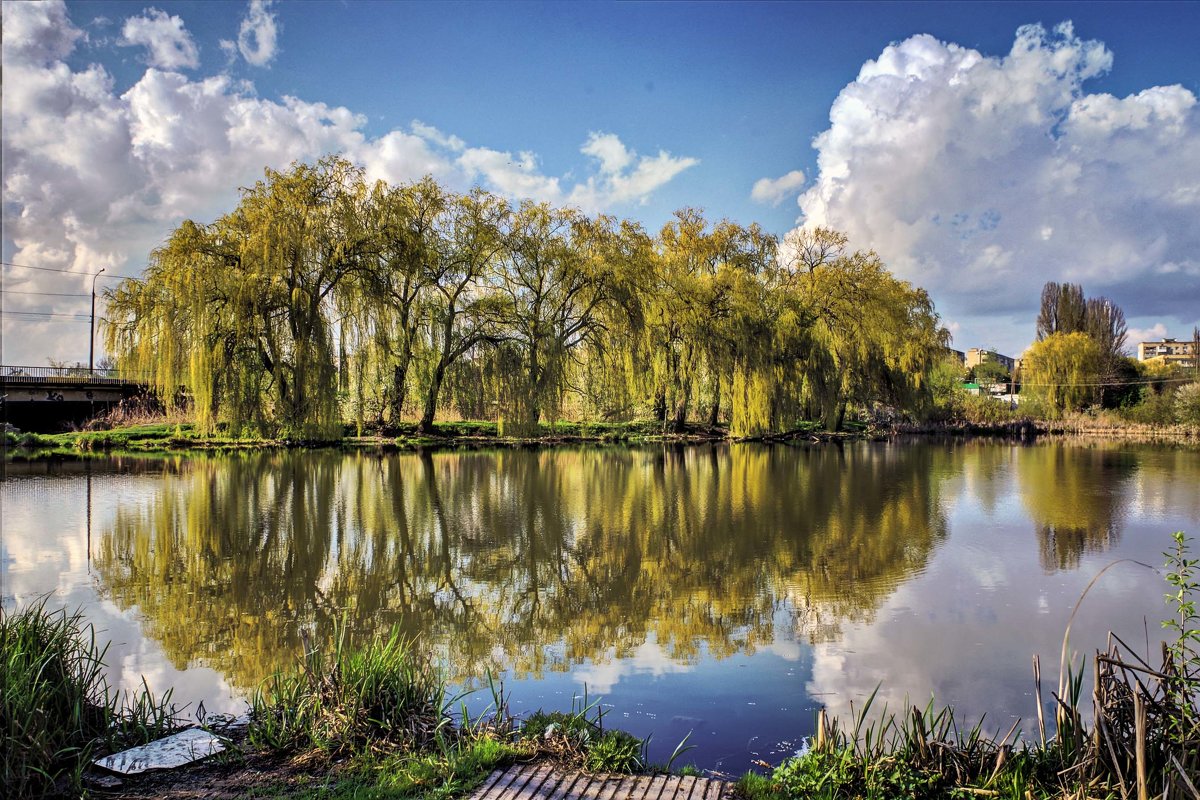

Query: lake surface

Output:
[3, 440, 1197, 771]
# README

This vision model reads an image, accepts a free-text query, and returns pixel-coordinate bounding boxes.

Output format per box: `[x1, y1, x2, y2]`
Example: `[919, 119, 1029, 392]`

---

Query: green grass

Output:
[249, 628, 451, 756]
[246, 633, 666, 798]
[0, 599, 182, 797]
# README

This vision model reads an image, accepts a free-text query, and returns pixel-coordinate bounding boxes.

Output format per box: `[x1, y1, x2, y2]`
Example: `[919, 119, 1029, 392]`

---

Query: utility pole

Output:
[89, 268, 106, 373]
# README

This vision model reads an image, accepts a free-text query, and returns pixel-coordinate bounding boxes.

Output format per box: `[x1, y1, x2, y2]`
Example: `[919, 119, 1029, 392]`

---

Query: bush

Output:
[960, 393, 1022, 425]
[1118, 385, 1179, 426]
[1175, 382, 1200, 426]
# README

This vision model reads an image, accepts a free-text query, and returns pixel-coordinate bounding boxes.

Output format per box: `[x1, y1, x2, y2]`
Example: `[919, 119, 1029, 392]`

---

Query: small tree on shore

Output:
[1022, 332, 1103, 416]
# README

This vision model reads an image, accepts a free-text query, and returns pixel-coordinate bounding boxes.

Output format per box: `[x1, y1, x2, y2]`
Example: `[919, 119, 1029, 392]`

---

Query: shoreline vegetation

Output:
[3, 413, 1197, 460]
[3, 534, 1197, 799]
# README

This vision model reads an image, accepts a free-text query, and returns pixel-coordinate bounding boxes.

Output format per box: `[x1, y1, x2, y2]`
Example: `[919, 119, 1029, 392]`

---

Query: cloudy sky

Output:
[3, 0, 1198, 366]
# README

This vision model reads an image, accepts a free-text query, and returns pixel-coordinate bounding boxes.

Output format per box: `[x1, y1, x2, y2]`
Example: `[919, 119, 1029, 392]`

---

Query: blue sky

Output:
[4, 0, 1199, 364]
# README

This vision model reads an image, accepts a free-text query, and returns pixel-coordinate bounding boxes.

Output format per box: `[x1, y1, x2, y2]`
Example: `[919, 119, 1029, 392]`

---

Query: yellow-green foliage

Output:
[1021, 332, 1103, 416]
[104, 159, 950, 436]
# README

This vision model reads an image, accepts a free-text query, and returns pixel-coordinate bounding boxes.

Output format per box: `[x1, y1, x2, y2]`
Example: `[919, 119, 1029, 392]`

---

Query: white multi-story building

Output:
[1137, 337, 1196, 367]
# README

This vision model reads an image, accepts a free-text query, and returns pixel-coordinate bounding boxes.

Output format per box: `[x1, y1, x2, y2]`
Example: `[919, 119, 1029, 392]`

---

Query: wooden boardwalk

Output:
[469, 764, 732, 800]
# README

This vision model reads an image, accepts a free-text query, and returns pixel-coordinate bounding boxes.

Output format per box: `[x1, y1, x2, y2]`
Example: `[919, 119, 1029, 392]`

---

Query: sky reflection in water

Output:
[2, 441, 1197, 771]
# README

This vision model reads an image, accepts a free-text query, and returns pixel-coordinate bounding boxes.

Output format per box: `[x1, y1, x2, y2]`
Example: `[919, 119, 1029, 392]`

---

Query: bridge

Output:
[0, 365, 152, 432]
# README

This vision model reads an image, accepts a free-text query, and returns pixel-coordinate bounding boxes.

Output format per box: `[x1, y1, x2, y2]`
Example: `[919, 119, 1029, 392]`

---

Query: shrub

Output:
[1175, 382, 1200, 426]
[960, 393, 1021, 425]
[1118, 385, 1179, 426]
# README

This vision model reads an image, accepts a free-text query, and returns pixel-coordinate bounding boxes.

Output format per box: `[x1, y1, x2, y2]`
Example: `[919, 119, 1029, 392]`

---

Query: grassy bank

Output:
[2, 419, 740, 458]
[0, 605, 664, 799]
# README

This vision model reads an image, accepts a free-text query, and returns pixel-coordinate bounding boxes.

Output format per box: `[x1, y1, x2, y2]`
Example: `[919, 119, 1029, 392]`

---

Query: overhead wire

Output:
[1, 289, 90, 297]
[1, 261, 144, 281]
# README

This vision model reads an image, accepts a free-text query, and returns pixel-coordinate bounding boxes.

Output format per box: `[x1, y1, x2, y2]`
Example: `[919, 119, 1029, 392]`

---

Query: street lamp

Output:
[89, 268, 106, 373]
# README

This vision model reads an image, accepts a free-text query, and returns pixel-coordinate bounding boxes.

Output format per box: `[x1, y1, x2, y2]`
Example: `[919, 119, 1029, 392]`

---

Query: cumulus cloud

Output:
[458, 147, 563, 202]
[569, 133, 699, 211]
[581, 131, 634, 175]
[794, 22, 1200, 353]
[1125, 323, 1169, 346]
[235, 0, 278, 67]
[751, 169, 806, 206]
[120, 7, 200, 70]
[1, 2, 695, 364]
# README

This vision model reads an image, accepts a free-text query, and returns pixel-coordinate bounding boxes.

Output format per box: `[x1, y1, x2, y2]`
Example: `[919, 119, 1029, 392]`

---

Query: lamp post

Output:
[89, 268, 105, 373]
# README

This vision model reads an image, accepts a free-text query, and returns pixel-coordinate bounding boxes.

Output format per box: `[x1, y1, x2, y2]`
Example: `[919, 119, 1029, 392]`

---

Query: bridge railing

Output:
[0, 365, 148, 386]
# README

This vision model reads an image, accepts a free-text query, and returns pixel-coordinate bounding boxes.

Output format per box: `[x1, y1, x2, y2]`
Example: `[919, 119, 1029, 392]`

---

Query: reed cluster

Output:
[0, 599, 181, 797]
[247, 626, 660, 796]
[248, 628, 452, 756]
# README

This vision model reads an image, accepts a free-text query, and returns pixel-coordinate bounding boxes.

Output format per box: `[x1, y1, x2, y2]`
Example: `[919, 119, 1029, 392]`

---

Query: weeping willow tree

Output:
[105, 156, 372, 438]
[776, 228, 949, 431]
[350, 177, 447, 426]
[1021, 331, 1104, 416]
[492, 202, 617, 433]
[415, 187, 510, 432]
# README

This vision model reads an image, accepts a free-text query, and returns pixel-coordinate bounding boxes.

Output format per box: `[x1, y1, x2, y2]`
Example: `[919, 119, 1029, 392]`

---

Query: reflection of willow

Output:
[95, 444, 948, 692]
[1017, 444, 1134, 572]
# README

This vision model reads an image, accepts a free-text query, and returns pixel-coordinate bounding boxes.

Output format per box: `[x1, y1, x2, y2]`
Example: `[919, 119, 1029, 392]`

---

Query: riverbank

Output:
[2, 419, 882, 458]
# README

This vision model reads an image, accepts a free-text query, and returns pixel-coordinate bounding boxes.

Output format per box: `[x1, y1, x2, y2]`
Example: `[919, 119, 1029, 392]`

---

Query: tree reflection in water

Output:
[96, 444, 951, 692]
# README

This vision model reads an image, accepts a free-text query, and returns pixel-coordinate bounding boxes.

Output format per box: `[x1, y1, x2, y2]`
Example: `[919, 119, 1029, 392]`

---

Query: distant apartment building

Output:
[965, 348, 1015, 373]
[1137, 337, 1197, 368]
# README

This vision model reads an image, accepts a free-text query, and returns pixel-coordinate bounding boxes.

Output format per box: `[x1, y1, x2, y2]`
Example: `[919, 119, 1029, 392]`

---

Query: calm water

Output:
[2, 441, 1197, 771]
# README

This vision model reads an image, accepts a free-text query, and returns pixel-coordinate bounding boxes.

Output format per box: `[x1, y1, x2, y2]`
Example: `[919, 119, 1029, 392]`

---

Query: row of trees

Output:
[104, 157, 949, 438]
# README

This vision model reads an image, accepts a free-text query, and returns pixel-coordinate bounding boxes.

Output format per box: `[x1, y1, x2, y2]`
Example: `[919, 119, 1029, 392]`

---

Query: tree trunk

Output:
[652, 390, 667, 422]
[391, 358, 410, 425]
[821, 395, 842, 432]
[707, 378, 720, 427]
[672, 395, 689, 432]
[418, 361, 445, 433]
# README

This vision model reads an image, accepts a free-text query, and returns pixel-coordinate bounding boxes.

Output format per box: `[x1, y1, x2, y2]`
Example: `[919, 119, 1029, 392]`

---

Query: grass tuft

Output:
[249, 627, 450, 757]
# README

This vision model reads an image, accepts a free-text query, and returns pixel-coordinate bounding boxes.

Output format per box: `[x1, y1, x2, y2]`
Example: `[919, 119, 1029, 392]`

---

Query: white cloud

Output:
[569, 133, 699, 212]
[794, 22, 1200, 352]
[120, 8, 199, 70]
[1, 2, 696, 365]
[581, 131, 633, 175]
[1125, 323, 1169, 345]
[411, 120, 465, 152]
[236, 0, 279, 67]
[458, 147, 563, 202]
[1, 0, 82, 64]
[751, 169, 806, 206]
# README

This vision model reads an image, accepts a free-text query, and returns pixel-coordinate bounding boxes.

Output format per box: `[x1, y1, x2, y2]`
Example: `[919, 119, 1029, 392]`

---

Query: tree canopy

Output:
[105, 157, 951, 437]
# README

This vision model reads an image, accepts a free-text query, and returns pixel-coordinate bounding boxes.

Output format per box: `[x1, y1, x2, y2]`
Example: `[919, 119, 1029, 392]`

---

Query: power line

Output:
[1, 261, 144, 281]
[1, 261, 81, 274]
[0, 289, 90, 297]
[1015, 376, 1196, 388]
[2, 311, 91, 321]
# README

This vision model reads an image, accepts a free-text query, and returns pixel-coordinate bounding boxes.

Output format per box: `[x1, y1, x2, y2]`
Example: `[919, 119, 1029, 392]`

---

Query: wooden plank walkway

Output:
[469, 764, 732, 800]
